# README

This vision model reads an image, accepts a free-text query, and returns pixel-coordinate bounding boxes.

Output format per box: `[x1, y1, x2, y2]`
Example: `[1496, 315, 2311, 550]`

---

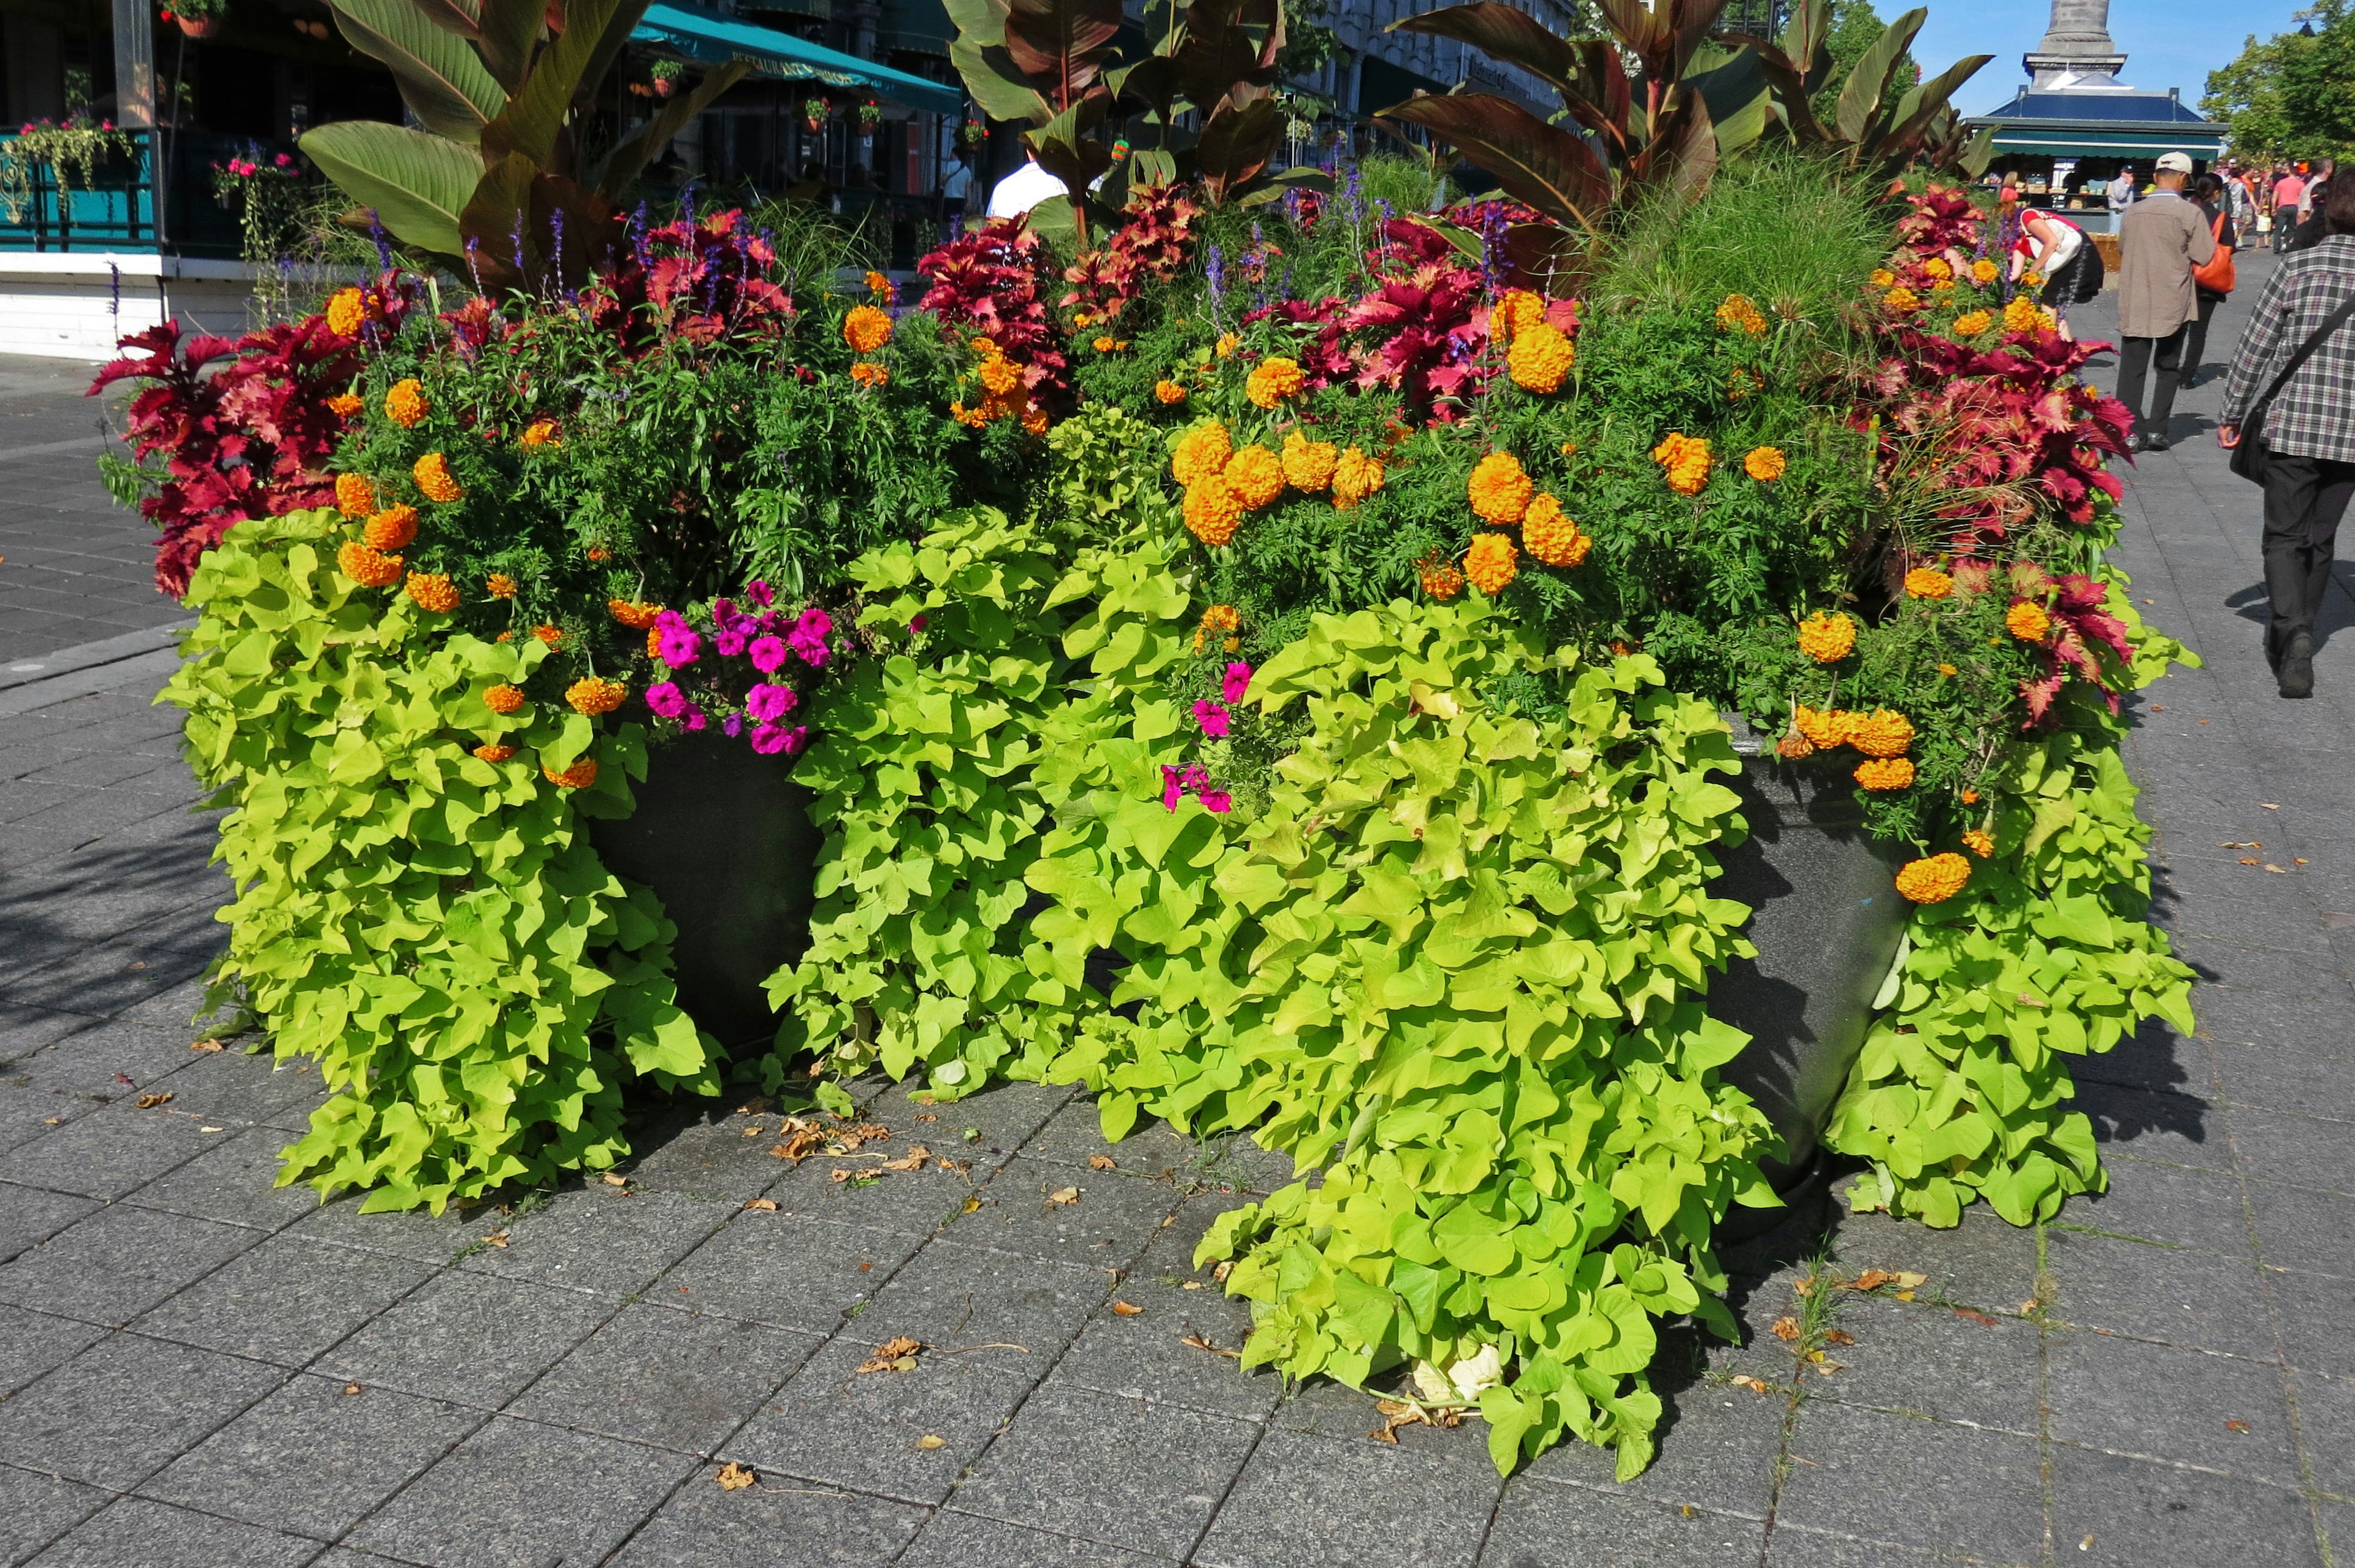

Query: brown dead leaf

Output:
[1953, 1306, 1999, 1327]
[2262, 802, 2280, 809]
[1181, 1280, 1203, 1291]
[1111, 1299, 1144, 1317]
[342, 1382, 363, 1396]
[2226, 1419, 2251, 1433]
[42, 1117, 62, 1126]
[1181, 1333, 1241, 1359]
[1812, 1358, 1844, 1376]
[1771, 1316, 1801, 1342]
[1793, 1277, 1813, 1297]
[1046, 1186, 1080, 1207]
[714, 1461, 756, 1490]
[2264, 863, 2288, 874]
[772, 1128, 823, 1163]
[1088, 1154, 1116, 1171]
[914, 1113, 938, 1123]
[1849, 1269, 1926, 1293]
[483, 1230, 510, 1249]
[742, 1198, 778, 1212]
[1213, 1260, 1233, 1283]
[857, 1336, 924, 1374]
[2220, 841, 2259, 849]
[1895, 1290, 1915, 1301]
[1729, 1375, 1775, 1394]
[2240, 857, 2261, 865]
[2297, 859, 2310, 866]
[914, 1434, 946, 1450]
[960, 1194, 983, 1214]
[1822, 1329, 1853, 1346]
[134, 1092, 174, 1109]
[876, 1144, 931, 1172]
[740, 1124, 763, 1137]
[189, 1038, 224, 1053]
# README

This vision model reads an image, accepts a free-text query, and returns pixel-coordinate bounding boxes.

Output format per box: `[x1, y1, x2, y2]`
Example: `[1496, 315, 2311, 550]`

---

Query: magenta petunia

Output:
[714, 628, 749, 657]
[748, 635, 789, 672]
[746, 682, 798, 721]
[746, 579, 775, 608]
[1161, 765, 1185, 811]
[681, 703, 709, 732]
[1198, 789, 1232, 813]
[656, 625, 702, 666]
[750, 722, 810, 756]
[645, 681, 687, 717]
[788, 607, 833, 668]
[910, 614, 928, 635]
[722, 714, 743, 738]
[1222, 662, 1252, 703]
[1193, 698, 1230, 738]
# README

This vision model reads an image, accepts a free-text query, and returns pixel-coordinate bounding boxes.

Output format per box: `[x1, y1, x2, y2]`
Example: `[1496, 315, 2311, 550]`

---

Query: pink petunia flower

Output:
[745, 682, 798, 721]
[1193, 698, 1230, 738]
[645, 681, 687, 717]
[748, 635, 788, 672]
[1222, 662, 1252, 703]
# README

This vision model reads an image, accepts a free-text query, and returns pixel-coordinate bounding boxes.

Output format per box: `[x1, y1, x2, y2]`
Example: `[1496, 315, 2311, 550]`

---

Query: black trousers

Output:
[2183, 294, 2224, 381]
[2116, 327, 2189, 440]
[2262, 453, 2355, 645]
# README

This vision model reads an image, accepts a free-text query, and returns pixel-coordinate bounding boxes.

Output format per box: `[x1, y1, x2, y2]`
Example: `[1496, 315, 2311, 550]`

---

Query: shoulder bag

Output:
[2229, 290, 2355, 486]
[2192, 212, 2235, 294]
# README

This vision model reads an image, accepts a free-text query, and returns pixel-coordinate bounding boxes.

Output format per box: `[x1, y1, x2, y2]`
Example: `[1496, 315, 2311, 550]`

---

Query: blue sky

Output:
[1915, 0, 2312, 114]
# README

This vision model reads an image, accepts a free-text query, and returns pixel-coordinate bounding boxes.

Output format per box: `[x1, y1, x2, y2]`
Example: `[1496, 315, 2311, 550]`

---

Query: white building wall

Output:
[0, 255, 256, 362]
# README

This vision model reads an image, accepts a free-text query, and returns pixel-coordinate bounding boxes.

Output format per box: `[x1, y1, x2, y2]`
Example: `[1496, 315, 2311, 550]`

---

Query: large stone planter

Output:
[588, 734, 820, 1049]
[1709, 722, 1910, 1192]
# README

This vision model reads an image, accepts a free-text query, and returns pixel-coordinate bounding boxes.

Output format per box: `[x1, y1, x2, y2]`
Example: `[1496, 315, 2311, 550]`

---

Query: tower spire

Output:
[2024, 0, 2127, 87]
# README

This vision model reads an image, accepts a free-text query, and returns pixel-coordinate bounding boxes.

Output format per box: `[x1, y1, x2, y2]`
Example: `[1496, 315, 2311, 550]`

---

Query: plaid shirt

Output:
[2221, 235, 2355, 461]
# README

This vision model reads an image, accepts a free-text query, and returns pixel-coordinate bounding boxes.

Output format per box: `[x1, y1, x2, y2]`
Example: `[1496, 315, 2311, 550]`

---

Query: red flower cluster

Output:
[1062, 185, 1201, 323]
[585, 209, 794, 355]
[1893, 184, 1983, 256]
[917, 216, 1070, 400]
[90, 316, 361, 595]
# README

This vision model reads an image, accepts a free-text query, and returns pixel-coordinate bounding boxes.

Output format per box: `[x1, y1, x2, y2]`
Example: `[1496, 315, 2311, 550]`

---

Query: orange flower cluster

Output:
[385, 378, 427, 428]
[2002, 296, 2049, 335]
[1244, 356, 1305, 409]
[414, 453, 463, 503]
[1193, 603, 1241, 654]
[1904, 567, 1954, 599]
[1506, 324, 1574, 394]
[543, 756, 599, 789]
[1972, 258, 2001, 285]
[1173, 423, 1232, 488]
[1281, 432, 1338, 492]
[337, 541, 404, 587]
[530, 624, 563, 646]
[1853, 756, 1915, 792]
[2005, 600, 2051, 642]
[326, 288, 367, 337]
[1715, 293, 1768, 336]
[1895, 852, 1971, 904]
[1951, 310, 1993, 337]
[1225, 446, 1284, 509]
[327, 392, 364, 419]
[1744, 446, 1786, 483]
[1468, 451, 1533, 524]
[1922, 257, 1953, 281]
[1520, 493, 1590, 568]
[1846, 708, 1915, 758]
[1796, 611, 1855, 664]
[1464, 534, 1518, 596]
[1419, 553, 1465, 600]
[1154, 380, 1188, 405]
[335, 473, 377, 518]
[864, 270, 896, 302]
[1726, 368, 1759, 401]
[405, 572, 459, 613]
[520, 418, 561, 449]
[608, 599, 664, 629]
[850, 362, 889, 388]
[1652, 432, 1711, 495]
[472, 743, 518, 763]
[1492, 288, 1546, 342]
[951, 337, 1044, 433]
[843, 304, 893, 353]
[1884, 286, 1921, 313]
[363, 505, 418, 550]
[1330, 447, 1384, 511]
[487, 573, 516, 599]
[1961, 827, 1996, 857]
[484, 684, 528, 714]
[566, 676, 626, 716]
[1170, 422, 1288, 545]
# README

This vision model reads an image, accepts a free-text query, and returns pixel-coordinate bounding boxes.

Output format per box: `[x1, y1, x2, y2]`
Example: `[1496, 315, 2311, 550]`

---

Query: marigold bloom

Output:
[1021, 405, 1049, 436]
[1215, 332, 1238, 358]
[1093, 335, 1117, 353]
[336, 541, 404, 587]
[1465, 533, 1518, 596]
[865, 269, 894, 299]
[486, 573, 516, 599]
[544, 756, 599, 789]
[1962, 827, 1996, 857]
[850, 361, 889, 388]
[1923, 257, 1953, 281]
[1896, 852, 1971, 904]
[362, 505, 418, 550]
[1938, 662, 1958, 676]
[586, 547, 610, 564]
[1775, 729, 1815, 760]
[2006, 600, 2052, 641]
[566, 676, 626, 716]
[1418, 553, 1465, 600]
[1884, 286, 1921, 313]
[472, 743, 518, 763]
[1521, 492, 1590, 567]
[1468, 451, 1533, 524]
[1794, 705, 1851, 749]
[975, 350, 1022, 396]
[1727, 368, 1758, 400]
[531, 624, 563, 646]
[519, 418, 560, 448]
[1281, 431, 1338, 492]
[1797, 610, 1856, 664]
[646, 626, 664, 658]
[1506, 323, 1574, 394]
[843, 304, 892, 353]
[1652, 432, 1712, 495]
[1854, 756, 1915, 791]
[1245, 356, 1306, 409]
[335, 472, 377, 518]
[1869, 269, 1896, 288]
[1154, 380, 1188, 405]
[325, 287, 367, 337]
[385, 378, 427, 428]
[1744, 446, 1787, 483]
[1192, 604, 1240, 654]
[1847, 708, 1915, 759]
[1905, 567, 1955, 599]
[608, 599, 663, 629]
[1331, 446, 1384, 511]
[1172, 421, 1233, 488]
[404, 572, 458, 613]
[484, 684, 528, 715]
[1493, 288, 1546, 343]
[1183, 476, 1244, 546]
[1951, 310, 1993, 337]
[327, 391, 364, 418]
[413, 453, 463, 503]
[1972, 257, 2000, 285]
[2002, 296, 2048, 335]
[1716, 293, 1768, 335]
[1225, 445, 1285, 510]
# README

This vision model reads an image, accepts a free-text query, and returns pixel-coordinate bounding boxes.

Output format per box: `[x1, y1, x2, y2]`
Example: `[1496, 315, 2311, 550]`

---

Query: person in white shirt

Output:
[986, 153, 1068, 220]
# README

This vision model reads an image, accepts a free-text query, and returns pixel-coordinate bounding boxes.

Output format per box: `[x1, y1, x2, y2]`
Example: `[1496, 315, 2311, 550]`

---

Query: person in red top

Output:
[2007, 191, 2094, 340]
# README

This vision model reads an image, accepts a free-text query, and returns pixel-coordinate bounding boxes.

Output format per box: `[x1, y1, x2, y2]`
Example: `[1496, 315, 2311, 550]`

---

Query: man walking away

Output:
[2291, 161, 2335, 253]
[2184, 172, 2240, 383]
[2108, 166, 2137, 227]
[2220, 178, 2355, 698]
[2115, 152, 2218, 451]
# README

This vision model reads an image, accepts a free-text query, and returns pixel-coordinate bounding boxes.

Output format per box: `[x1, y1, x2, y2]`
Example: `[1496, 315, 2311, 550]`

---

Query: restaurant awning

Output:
[631, 2, 963, 116]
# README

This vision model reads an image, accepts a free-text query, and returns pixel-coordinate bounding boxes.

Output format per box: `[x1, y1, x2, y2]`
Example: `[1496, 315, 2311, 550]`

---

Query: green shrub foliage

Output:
[164, 509, 718, 1212]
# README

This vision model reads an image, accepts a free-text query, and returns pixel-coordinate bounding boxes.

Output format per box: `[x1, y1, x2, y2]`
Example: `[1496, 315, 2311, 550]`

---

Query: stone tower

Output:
[2024, 0, 2128, 87]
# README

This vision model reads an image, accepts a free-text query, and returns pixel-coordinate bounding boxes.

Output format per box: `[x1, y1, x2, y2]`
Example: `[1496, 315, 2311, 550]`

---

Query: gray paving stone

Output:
[10, 1019, 195, 1100]
[1758, 1524, 1963, 1567]
[282, 1193, 476, 1268]
[1192, 1428, 1504, 1568]
[762, 1132, 1006, 1235]
[1052, 1276, 1280, 1421]
[1829, 1205, 2042, 1311]
[900, 1510, 1180, 1567]
[869, 1077, 1077, 1157]
[2227, 1106, 2355, 1196]
[0, 1462, 105, 1567]
[0, 1008, 94, 1065]
[2291, 1369, 2355, 1501]
[2047, 1327, 2297, 1484]
[455, 1187, 733, 1298]
[846, 1236, 1110, 1352]
[0, 1085, 91, 1160]
[2071, 1079, 2229, 1171]
[0, 1333, 285, 1488]
[605, 1464, 929, 1568]
[2269, 1266, 2355, 1374]
[0, 1306, 107, 1399]
[2245, 1177, 2355, 1269]
[1522, 1366, 1784, 1522]
[151, 1049, 332, 1132]
[1482, 1480, 1769, 1568]
[131, 1234, 434, 1367]
[349, 1417, 699, 1568]
[2211, 1039, 2355, 1121]
[2072, 1013, 2219, 1102]
[1772, 1402, 2043, 1564]
[953, 1377, 1261, 1557]
[623, 1114, 821, 1203]
[2045, 1228, 2275, 1358]
[943, 1158, 1184, 1268]
[316, 1270, 610, 1409]
[1807, 1293, 2042, 1433]
[1022, 1095, 1203, 1177]
[140, 1372, 483, 1540]
[508, 1301, 821, 1455]
[0, 1202, 258, 1326]
[654, 1209, 925, 1332]
[2069, 1153, 2254, 1253]
[0, 1098, 217, 1201]
[124, 1123, 318, 1232]
[2048, 1444, 2325, 1568]
[0, 1184, 98, 1266]
[23, 1495, 318, 1568]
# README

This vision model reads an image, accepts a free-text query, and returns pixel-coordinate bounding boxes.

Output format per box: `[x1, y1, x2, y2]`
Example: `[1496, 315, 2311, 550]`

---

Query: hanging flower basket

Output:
[856, 100, 882, 132]
[650, 60, 682, 98]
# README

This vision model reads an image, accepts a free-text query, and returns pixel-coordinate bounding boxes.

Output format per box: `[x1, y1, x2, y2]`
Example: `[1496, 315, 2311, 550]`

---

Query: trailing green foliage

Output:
[1823, 589, 2199, 1225]
[164, 508, 718, 1212]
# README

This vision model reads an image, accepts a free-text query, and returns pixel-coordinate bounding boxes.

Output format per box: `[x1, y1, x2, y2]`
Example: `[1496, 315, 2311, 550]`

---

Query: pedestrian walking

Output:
[2108, 166, 2137, 227]
[2276, 164, 2311, 253]
[2288, 160, 2335, 253]
[2115, 152, 2218, 452]
[2183, 172, 2240, 383]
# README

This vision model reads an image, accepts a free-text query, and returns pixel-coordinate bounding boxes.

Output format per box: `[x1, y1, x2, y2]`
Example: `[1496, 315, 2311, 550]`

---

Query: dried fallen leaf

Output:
[914, 1434, 946, 1451]
[772, 1128, 823, 1163]
[1180, 1333, 1242, 1358]
[1181, 1280, 1202, 1290]
[483, 1230, 510, 1249]
[2264, 864, 2287, 874]
[1894, 1290, 1915, 1301]
[714, 1462, 756, 1490]
[2080, 1534, 2095, 1551]
[914, 1113, 938, 1123]
[602, 1172, 628, 1187]
[2262, 802, 2280, 810]
[201, 1125, 223, 1133]
[1822, 1329, 1853, 1346]
[1111, 1299, 1144, 1317]
[960, 1194, 983, 1214]
[857, 1336, 924, 1374]
[1953, 1307, 1999, 1327]
[1793, 1277, 1814, 1297]
[742, 1198, 778, 1212]
[1729, 1375, 1775, 1394]
[1046, 1187, 1080, 1207]
[2240, 857, 2261, 866]
[2219, 841, 2259, 849]
[1771, 1316, 1801, 1342]
[2226, 1419, 2250, 1433]
[2020, 1299, 2042, 1315]
[189, 1038, 224, 1053]
[1212, 1260, 1233, 1283]
[42, 1117, 62, 1126]
[1849, 1269, 1926, 1293]
[2296, 859, 2309, 866]
[740, 1125, 763, 1138]
[342, 1382, 363, 1396]
[134, 1092, 174, 1109]
[1088, 1154, 1116, 1171]
[876, 1144, 932, 1172]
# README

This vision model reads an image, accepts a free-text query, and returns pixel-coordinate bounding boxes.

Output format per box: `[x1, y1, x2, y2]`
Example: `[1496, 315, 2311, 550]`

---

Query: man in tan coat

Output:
[2115, 151, 2219, 451]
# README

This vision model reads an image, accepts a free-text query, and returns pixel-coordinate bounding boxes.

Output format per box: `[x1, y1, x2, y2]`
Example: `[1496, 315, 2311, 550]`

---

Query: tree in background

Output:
[2204, 0, 2355, 161]
[1816, 0, 1915, 124]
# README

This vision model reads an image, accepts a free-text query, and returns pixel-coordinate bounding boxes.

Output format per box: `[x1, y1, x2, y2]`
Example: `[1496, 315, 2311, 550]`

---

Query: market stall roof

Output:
[1964, 85, 2227, 159]
[632, 2, 963, 115]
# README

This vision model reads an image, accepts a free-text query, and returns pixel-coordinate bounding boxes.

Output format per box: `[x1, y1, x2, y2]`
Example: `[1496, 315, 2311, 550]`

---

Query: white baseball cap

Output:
[2154, 151, 2195, 174]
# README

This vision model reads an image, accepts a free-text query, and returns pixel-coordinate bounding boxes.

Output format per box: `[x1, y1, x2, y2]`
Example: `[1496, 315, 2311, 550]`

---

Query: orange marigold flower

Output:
[1794, 705, 1851, 749]
[2006, 600, 2051, 642]
[405, 572, 459, 613]
[978, 351, 1023, 396]
[413, 453, 463, 503]
[1521, 492, 1590, 567]
[1937, 662, 1958, 676]
[1492, 288, 1546, 343]
[543, 756, 599, 789]
[850, 361, 889, 388]
[1869, 269, 1897, 288]
[1853, 755, 1915, 792]
[1093, 335, 1117, 353]
[486, 573, 517, 599]
[1506, 323, 1574, 394]
[1776, 730, 1815, 760]
[1744, 446, 1788, 483]
[1715, 293, 1768, 336]
[324, 287, 367, 338]
[843, 304, 893, 353]
[531, 624, 563, 646]
[1465, 533, 1518, 596]
[1020, 405, 1049, 437]
[1468, 451, 1533, 524]
[1797, 611, 1856, 664]
[1847, 708, 1915, 759]
[1215, 332, 1238, 358]
[1727, 368, 1759, 401]
[2002, 296, 2049, 335]
[1896, 852, 1972, 904]
[519, 418, 560, 448]
[1972, 258, 2000, 285]
[1962, 788, 1981, 804]
[1225, 445, 1285, 510]
[1281, 431, 1338, 493]
[1417, 552, 1465, 600]
[335, 472, 377, 518]
[1331, 446, 1384, 511]
[586, 546, 610, 564]
[1172, 421, 1233, 488]
[1962, 827, 1996, 857]
[1884, 286, 1921, 313]
[1244, 356, 1306, 410]
[1183, 476, 1244, 546]
[566, 676, 626, 716]
[472, 743, 519, 763]
[608, 599, 663, 629]
[335, 541, 404, 587]
[646, 626, 664, 657]
[1922, 257, 1953, 281]
[1652, 432, 1712, 495]
[865, 269, 895, 300]
[1154, 379, 1188, 405]
[362, 505, 418, 550]
[1905, 567, 1955, 599]
[327, 391, 364, 419]
[385, 378, 427, 428]
[484, 684, 528, 715]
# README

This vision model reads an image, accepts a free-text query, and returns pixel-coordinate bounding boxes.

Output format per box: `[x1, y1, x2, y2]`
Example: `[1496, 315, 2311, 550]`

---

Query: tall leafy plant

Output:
[1725, 0, 1994, 173]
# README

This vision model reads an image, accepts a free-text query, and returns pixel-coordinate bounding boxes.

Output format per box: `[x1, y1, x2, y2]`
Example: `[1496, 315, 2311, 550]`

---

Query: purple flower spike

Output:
[1193, 698, 1231, 739]
[748, 635, 789, 673]
[1222, 662, 1252, 703]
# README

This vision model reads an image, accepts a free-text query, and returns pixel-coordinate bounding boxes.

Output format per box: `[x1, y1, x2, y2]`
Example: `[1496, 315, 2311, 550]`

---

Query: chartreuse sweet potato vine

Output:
[165, 508, 719, 1213]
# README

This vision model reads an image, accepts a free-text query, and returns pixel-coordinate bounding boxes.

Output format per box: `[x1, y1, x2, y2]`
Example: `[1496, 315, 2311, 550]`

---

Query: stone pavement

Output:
[0, 260, 2349, 1568]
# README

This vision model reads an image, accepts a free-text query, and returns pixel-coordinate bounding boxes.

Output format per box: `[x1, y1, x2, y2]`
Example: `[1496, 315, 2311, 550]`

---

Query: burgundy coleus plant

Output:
[917, 216, 1070, 401]
[1341, 219, 1490, 422]
[584, 208, 794, 357]
[2009, 560, 2136, 724]
[1062, 183, 1200, 323]
[1893, 184, 1983, 256]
